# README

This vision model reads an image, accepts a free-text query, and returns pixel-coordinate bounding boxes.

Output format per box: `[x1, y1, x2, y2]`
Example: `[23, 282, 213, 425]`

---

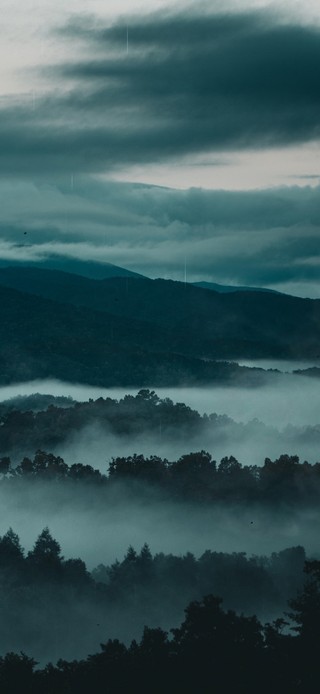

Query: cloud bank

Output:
[0, 177, 319, 295]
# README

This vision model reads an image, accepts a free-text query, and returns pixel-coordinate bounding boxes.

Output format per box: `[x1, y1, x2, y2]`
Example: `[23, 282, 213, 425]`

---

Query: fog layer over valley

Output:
[0, 481, 319, 567]
[2, 371, 320, 426]
[1, 383, 320, 663]
[2, 376, 320, 466]
[0, 523, 307, 664]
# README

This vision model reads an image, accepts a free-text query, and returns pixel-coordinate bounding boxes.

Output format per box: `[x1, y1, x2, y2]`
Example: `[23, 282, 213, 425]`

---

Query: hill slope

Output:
[0, 258, 145, 281]
[0, 266, 319, 362]
[0, 283, 268, 386]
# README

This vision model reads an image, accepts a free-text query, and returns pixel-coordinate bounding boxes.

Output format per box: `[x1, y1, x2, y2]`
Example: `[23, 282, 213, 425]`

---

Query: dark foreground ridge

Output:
[0, 543, 319, 693]
[0, 527, 307, 664]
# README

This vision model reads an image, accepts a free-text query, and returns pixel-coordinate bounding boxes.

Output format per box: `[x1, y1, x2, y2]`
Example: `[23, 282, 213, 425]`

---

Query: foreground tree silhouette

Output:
[3, 582, 320, 693]
[171, 595, 264, 693]
[287, 559, 320, 688]
[129, 627, 174, 694]
[0, 652, 37, 694]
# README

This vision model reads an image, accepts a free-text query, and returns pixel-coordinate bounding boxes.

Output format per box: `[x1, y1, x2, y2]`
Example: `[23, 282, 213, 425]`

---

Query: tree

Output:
[0, 528, 24, 566]
[33, 450, 68, 478]
[218, 455, 241, 475]
[286, 560, 320, 688]
[260, 454, 300, 501]
[0, 652, 37, 694]
[63, 558, 92, 587]
[170, 451, 216, 499]
[288, 560, 320, 642]
[172, 595, 263, 692]
[28, 527, 62, 576]
[108, 454, 167, 484]
[139, 543, 152, 565]
[0, 456, 10, 475]
[68, 463, 102, 482]
[16, 457, 34, 475]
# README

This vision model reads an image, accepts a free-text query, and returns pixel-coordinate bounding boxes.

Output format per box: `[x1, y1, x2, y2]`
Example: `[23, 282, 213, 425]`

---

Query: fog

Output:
[2, 374, 320, 467]
[1, 371, 320, 428]
[0, 478, 312, 664]
[0, 372, 320, 663]
[1, 373, 320, 562]
[52, 416, 320, 478]
[0, 482, 318, 569]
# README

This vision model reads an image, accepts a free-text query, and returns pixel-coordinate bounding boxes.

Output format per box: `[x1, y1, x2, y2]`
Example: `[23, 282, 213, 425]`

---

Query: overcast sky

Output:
[1, 0, 320, 296]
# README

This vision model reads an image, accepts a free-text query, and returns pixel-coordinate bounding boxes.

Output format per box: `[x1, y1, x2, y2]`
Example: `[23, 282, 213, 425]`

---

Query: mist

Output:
[0, 474, 314, 663]
[0, 373, 319, 664]
[1, 372, 320, 566]
[54, 414, 320, 476]
[0, 479, 318, 569]
[1, 370, 320, 427]
[2, 373, 320, 466]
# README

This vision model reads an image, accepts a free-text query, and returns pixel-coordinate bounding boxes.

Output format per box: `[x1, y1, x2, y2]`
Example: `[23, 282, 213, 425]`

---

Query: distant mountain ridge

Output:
[192, 281, 280, 295]
[0, 258, 145, 281]
[0, 258, 282, 293]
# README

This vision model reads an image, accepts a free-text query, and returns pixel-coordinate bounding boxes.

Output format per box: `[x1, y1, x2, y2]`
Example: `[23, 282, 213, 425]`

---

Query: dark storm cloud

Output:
[64, 10, 320, 116]
[1, 7, 320, 176]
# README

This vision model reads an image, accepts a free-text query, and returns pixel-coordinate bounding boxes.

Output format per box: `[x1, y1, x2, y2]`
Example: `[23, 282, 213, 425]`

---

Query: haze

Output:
[0, 485, 318, 570]
[1, 369, 320, 427]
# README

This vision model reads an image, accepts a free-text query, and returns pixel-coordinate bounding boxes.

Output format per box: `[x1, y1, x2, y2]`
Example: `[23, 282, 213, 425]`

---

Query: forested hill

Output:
[0, 267, 319, 386]
[0, 266, 319, 362]
[0, 283, 267, 386]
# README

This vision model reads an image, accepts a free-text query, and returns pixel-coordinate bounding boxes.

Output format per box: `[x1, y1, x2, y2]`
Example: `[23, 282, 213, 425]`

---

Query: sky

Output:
[1, 0, 320, 296]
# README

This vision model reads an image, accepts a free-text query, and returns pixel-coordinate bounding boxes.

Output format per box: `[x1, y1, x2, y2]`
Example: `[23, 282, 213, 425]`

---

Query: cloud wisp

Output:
[0, 177, 319, 295]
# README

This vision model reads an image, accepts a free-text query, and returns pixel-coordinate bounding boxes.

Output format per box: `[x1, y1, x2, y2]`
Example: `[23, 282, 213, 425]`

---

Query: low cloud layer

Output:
[0, 177, 320, 294]
[2, 375, 320, 465]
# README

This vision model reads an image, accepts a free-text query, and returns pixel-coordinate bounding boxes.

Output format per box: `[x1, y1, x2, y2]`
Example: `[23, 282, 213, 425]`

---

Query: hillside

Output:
[0, 283, 268, 387]
[0, 258, 145, 281]
[0, 267, 319, 363]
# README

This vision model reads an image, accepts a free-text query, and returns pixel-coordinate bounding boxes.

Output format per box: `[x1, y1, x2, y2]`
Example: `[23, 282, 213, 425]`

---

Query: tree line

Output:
[1, 448, 320, 505]
[0, 526, 308, 668]
[0, 389, 279, 454]
[1, 558, 320, 693]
